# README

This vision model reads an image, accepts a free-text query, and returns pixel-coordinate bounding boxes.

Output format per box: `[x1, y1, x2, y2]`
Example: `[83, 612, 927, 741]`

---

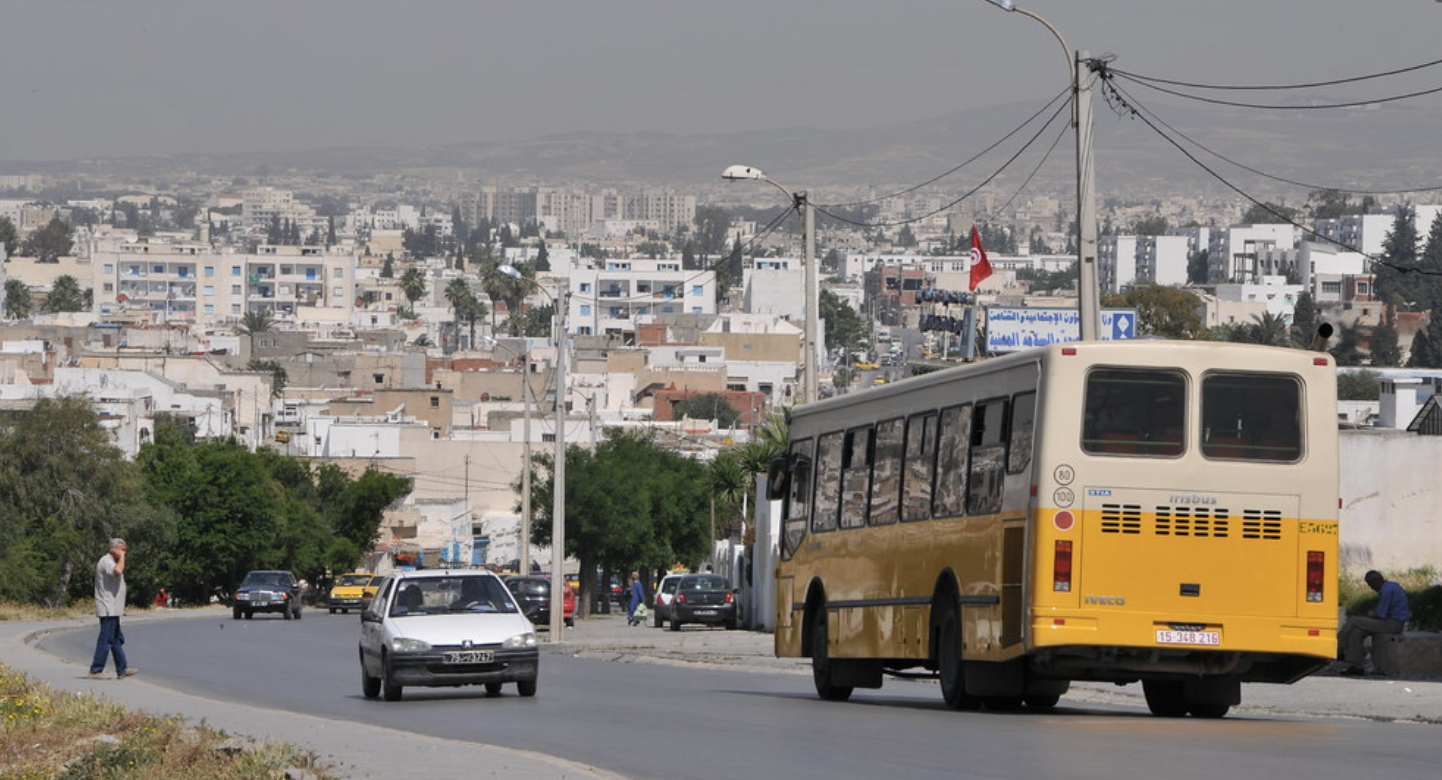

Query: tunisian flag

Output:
[969, 225, 994, 291]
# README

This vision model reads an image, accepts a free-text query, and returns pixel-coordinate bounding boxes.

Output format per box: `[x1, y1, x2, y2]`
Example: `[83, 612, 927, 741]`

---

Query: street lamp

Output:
[498, 263, 567, 640]
[721, 165, 820, 404]
[479, 336, 534, 576]
[982, 0, 1100, 341]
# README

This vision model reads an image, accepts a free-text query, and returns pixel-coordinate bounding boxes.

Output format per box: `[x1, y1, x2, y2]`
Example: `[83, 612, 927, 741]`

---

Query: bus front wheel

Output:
[809, 606, 853, 702]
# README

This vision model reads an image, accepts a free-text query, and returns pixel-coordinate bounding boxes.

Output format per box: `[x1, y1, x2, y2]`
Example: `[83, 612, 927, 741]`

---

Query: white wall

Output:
[1339, 429, 1442, 574]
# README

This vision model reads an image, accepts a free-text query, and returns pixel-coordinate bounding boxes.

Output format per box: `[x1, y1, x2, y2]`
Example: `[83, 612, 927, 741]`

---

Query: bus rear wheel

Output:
[937, 609, 981, 710]
[810, 606, 853, 702]
[1142, 680, 1187, 717]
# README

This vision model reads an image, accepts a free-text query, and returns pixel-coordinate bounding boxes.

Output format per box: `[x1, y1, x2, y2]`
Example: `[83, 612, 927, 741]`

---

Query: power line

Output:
[1107, 56, 1442, 92]
[1094, 71, 1442, 279]
[817, 87, 1071, 210]
[813, 97, 1072, 231]
[1106, 67, 1442, 111]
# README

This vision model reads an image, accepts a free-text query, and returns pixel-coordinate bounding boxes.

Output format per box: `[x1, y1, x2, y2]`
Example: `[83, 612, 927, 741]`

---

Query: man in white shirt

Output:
[89, 538, 138, 680]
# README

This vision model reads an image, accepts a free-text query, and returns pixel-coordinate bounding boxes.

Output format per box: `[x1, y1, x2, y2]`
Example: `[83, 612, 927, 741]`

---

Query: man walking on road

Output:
[89, 538, 138, 680]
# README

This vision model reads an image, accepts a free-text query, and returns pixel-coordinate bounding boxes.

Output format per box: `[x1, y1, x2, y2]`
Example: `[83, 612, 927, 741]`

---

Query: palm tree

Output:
[457, 294, 488, 349]
[709, 451, 750, 542]
[5, 278, 33, 319]
[444, 278, 472, 314]
[43, 275, 86, 313]
[399, 267, 427, 308]
[238, 310, 275, 335]
[1250, 312, 1291, 347]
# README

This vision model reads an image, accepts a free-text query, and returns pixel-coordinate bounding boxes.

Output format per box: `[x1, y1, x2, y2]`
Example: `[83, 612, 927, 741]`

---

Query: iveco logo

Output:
[1085, 595, 1126, 606]
[1169, 494, 1218, 506]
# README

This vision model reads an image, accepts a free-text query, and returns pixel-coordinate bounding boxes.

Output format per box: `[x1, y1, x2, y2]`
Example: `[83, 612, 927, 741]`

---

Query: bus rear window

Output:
[1082, 368, 1186, 457]
[1202, 373, 1302, 461]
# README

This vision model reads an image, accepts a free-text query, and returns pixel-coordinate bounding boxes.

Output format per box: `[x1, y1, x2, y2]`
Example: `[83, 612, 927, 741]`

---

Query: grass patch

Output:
[0, 603, 94, 624]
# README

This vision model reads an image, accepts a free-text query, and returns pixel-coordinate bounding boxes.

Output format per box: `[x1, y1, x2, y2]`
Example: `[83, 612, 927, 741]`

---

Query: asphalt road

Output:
[35, 610, 1440, 780]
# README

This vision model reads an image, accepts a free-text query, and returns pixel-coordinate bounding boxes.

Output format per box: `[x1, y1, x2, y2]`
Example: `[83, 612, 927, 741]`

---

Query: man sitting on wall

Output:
[1337, 570, 1410, 676]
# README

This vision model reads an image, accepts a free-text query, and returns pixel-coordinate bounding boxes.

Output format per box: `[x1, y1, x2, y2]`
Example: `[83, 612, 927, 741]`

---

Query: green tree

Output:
[1415, 210, 1442, 314]
[1111, 285, 1209, 340]
[1241, 202, 1299, 225]
[399, 267, 427, 308]
[524, 430, 710, 617]
[1374, 206, 1418, 308]
[708, 450, 749, 542]
[671, 393, 742, 428]
[0, 216, 18, 257]
[42, 275, 87, 313]
[896, 225, 917, 247]
[1407, 319, 1442, 368]
[1187, 249, 1210, 284]
[1291, 292, 1318, 346]
[535, 240, 551, 272]
[1369, 313, 1401, 367]
[20, 216, 74, 262]
[1333, 322, 1366, 366]
[819, 289, 866, 352]
[5, 278, 33, 319]
[1130, 215, 1168, 235]
[246, 359, 288, 396]
[380, 255, 395, 278]
[1336, 369, 1380, 400]
[0, 397, 162, 607]
[692, 205, 731, 258]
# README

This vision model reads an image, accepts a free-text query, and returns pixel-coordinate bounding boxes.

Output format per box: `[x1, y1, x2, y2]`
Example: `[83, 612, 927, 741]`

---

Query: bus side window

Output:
[1007, 391, 1036, 474]
[812, 432, 844, 533]
[933, 404, 972, 517]
[869, 418, 904, 526]
[840, 427, 873, 529]
[968, 399, 1009, 516]
[902, 413, 937, 522]
[780, 440, 814, 561]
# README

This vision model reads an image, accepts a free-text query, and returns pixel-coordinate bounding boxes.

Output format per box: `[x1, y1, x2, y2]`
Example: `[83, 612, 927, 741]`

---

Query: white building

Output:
[565, 260, 716, 337]
[1209, 224, 1297, 283]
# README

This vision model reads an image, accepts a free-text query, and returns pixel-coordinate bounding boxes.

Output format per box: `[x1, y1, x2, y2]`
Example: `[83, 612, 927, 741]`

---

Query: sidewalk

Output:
[4, 609, 1439, 780]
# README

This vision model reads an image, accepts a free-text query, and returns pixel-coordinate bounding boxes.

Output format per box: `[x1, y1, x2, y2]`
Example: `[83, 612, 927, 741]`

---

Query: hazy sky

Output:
[3, 0, 1440, 163]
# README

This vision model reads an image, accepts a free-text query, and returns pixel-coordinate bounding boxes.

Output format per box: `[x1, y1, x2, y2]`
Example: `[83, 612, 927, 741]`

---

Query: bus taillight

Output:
[1053, 541, 1073, 592]
[1306, 551, 1325, 602]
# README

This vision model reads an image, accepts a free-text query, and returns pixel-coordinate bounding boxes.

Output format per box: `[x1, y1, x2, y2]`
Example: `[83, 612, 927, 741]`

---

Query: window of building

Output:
[374, 373, 385, 385]
[203, 285, 214, 296]
[203, 304, 214, 315]
[103, 264, 114, 274]
[232, 266, 243, 276]
[204, 266, 215, 277]
[580, 304, 592, 316]
[692, 285, 704, 296]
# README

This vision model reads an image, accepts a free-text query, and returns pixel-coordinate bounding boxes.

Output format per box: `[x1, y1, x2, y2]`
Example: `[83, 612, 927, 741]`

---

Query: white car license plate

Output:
[444, 650, 494, 664]
[1156, 630, 1220, 646]
[694, 609, 717, 617]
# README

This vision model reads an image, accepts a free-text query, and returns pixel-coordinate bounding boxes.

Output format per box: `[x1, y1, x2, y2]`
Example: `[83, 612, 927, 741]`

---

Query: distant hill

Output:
[8, 96, 1441, 201]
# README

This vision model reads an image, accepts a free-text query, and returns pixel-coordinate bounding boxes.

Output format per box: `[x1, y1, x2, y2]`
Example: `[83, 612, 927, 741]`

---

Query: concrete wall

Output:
[1340, 429, 1442, 574]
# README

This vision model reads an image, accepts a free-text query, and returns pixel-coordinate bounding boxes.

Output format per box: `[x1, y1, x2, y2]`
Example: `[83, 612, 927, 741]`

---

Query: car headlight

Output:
[503, 632, 538, 650]
[389, 637, 431, 654]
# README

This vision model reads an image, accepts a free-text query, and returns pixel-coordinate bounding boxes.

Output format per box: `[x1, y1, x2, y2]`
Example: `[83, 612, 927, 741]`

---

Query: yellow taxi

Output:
[327, 572, 382, 614]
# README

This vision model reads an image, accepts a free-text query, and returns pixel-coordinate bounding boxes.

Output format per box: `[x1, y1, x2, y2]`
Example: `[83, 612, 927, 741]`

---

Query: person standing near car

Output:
[89, 538, 137, 680]
[626, 571, 645, 626]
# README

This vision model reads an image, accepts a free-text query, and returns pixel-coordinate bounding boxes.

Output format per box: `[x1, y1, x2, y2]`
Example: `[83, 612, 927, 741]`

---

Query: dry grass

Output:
[0, 664, 336, 779]
[1, 601, 337, 780]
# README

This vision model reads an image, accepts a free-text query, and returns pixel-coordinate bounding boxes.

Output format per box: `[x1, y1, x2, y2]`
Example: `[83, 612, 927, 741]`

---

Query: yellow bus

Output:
[769, 340, 1338, 717]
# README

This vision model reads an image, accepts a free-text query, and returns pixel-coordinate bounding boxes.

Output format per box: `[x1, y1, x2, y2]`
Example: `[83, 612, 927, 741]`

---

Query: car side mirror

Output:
[360, 609, 380, 623]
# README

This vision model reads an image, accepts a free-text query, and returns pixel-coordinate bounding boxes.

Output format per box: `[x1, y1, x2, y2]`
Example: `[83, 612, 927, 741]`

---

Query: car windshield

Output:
[337, 574, 372, 587]
[241, 573, 289, 589]
[507, 579, 550, 596]
[681, 576, 729, 592]
[390, 576, 519, 617]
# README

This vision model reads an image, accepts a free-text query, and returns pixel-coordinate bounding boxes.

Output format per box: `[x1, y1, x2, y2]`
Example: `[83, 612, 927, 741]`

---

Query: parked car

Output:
[359, 569, 538, 701]
[669, 573, 738, 631]
[652, 573, 685, 628]
[327, 572, 382, 614]
[504, 575, 575, 628]
[233, 570, 303, 620]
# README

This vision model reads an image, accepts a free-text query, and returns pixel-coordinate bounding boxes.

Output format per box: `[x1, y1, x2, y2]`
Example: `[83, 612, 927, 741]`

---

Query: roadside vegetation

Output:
[0, 603, 335, 780]
[1340, 565, 1442, 631]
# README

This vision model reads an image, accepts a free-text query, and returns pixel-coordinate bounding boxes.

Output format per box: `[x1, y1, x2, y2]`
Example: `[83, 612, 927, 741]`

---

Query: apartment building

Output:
[90, 238, 357, 329]
[1208, 224, 1298, 283]
[565, 259, 716, 337]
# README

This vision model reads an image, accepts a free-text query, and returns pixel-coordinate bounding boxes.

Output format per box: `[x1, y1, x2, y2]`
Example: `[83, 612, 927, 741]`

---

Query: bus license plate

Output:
[1156, 630, 1219, 646]
[444, 650, 493, 664]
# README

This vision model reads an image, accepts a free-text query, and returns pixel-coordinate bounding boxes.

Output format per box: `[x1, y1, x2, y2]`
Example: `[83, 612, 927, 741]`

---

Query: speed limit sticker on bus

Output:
[1156, 630, 1220, 646]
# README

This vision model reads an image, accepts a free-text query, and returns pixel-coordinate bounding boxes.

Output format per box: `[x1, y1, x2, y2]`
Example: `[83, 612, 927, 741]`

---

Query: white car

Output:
[652, 573, 685, 628]
[359, 570, 539, 701]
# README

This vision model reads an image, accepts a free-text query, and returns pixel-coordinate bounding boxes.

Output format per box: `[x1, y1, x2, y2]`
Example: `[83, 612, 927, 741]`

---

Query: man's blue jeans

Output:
[90, 616, 128, 676]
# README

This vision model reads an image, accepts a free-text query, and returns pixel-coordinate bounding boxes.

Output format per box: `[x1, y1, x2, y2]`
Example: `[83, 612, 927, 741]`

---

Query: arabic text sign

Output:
[985, 307, 1137, 353]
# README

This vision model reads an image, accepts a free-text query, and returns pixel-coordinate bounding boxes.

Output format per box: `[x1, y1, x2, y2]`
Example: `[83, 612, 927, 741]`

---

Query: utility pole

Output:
[1075, 49, 1101, 341]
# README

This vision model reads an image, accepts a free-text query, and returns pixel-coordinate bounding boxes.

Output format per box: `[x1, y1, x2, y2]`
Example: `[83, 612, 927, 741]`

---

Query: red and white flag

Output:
[969, 225, 994, 292]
